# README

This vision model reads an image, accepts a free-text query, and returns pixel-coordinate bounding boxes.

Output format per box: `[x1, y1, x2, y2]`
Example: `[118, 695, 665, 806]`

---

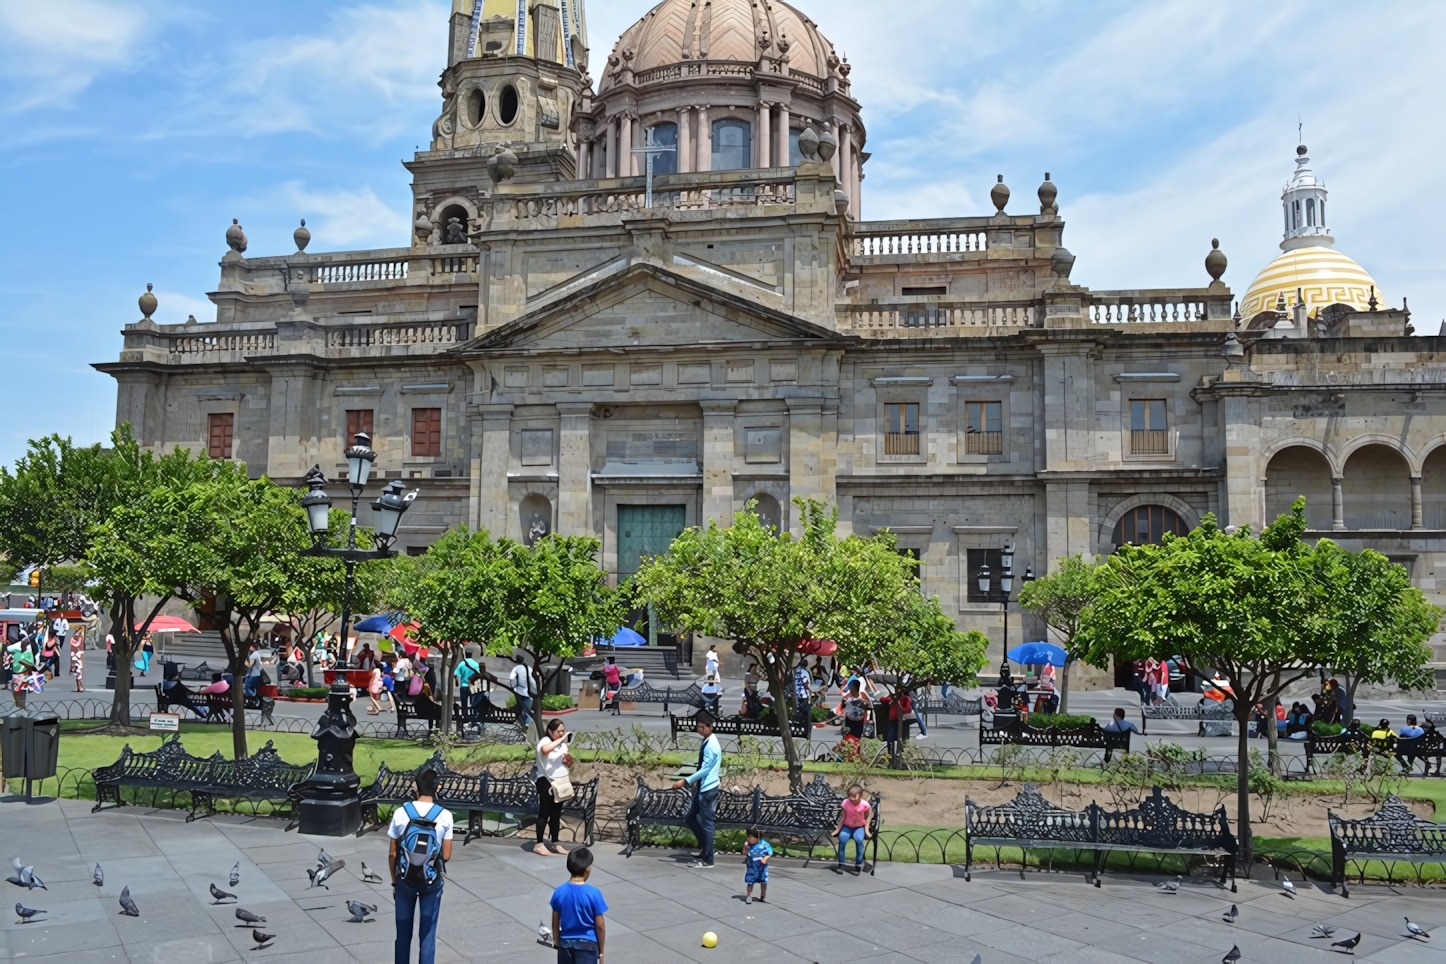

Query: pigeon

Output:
[252, 928, 275, 948]
[93, 864, 104, 888]
[4, 859, 24, 886]
[1405, 917, 1431, 939]
[311, 858, 345, 889]
[15, 902, 44, 923]
[209, 883, 236, 904]
[1222, 945, 1241, 963]
[971, 957, 982, 964]
[346, 900, 377, 923]
[1311, 922, 1337, 939]
[1156, 875, 1181, 894]
[229, 862, 240, 888]
[1281, 875, 1296, 899]
[317, 848, 335, 869]
[537, 919, 554, 947]
[360, 861, 384, 884]
[118, 886, 139, 917]
[1331, 933, 1362, 954]
[7, 860, 45, 891]
[1222, 904, 1238, 924]
[235, 907, 266, 926]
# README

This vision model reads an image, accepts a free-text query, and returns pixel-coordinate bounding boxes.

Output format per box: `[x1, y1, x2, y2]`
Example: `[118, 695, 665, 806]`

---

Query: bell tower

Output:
[1280, 144, 1332, 252]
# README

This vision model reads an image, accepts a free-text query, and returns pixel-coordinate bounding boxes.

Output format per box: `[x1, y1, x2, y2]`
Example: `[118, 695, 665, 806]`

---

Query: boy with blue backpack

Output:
[389, 768, 453, 964]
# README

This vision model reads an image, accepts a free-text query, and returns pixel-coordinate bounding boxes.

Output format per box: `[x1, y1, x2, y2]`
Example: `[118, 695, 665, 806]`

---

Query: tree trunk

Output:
[108, 599, 134, 727]
[527, 653, 546, 742]
[439, 645, 458, 738]
[763, 653, 803, 793]
[1233, 697, 1254, 868]
[1343, 672, 1359, 727]
[1059, 658, 1072, 715]
[1265, 670, 1281, 775]
[222, 623, 248, 759]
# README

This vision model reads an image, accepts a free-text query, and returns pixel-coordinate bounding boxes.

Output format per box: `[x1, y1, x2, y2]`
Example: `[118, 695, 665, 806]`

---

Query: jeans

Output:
[557, 939, 599, 964]
[394, 880, 443, 964]
[838, 826, 867, 866]
[516, 694, 534, 729]
[684, 786, 718, 864]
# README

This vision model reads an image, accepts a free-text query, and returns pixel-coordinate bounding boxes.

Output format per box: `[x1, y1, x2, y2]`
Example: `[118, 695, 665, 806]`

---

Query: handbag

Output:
[547, 774, 575, 802]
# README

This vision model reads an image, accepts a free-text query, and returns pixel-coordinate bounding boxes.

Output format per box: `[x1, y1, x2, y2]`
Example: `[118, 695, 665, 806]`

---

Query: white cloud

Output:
[280, 182, 410, 249]
[0, 0, 148, 111]
[147, 289, 216, 327]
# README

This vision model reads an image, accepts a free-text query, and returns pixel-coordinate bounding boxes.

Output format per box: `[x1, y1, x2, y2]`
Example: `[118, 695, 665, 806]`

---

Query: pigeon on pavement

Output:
[1156, 875, 1181, 893]
[537, 919, 553, 946]
[346, 900, 377, 923]
[8, 860, 45, 890]
[1222, 904, 1238, 924]
[93, 864, 104, 887]
[1311, 922, 1337, 938]
[252, 928, 275, 948]
[118, 886, 139, 917]
[1331, 933, 1362, 954]
[311, 859, 346, 889]
[360, 862, 384, 884]
[1406, 917, 1431, 939]
[4, 860, 23, 886]
[317, 849, 334, 869]
[971, 956, 982, 964]
[229, 862, 240, 888]
[15, 903, 44, 923]
[1281, 875, 1296, 899]
[1222, 945, 1241, 963]
[235, 907, 266, 926]
[209, 883, 236, 904]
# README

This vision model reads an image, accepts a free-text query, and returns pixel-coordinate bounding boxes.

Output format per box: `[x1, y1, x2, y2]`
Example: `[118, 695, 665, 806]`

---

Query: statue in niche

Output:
[526, 516, 550, 546]
[444, 217, 468, 245]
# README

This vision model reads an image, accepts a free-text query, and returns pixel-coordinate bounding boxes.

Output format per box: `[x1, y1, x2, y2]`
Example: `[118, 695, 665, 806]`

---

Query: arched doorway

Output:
[1265, 446, 1333, 530]
[1111, 505, 1188, 549]
[750, 493, 781, 534]
[1422, 445, 1446, 529]
[1343, 444, 1412, 530]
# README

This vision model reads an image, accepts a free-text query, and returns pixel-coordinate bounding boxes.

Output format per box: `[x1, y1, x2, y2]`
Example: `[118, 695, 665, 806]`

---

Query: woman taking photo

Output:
[534, 719, 574, 856]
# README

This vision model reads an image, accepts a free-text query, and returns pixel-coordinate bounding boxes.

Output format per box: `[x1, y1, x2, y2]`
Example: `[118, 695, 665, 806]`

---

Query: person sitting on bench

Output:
[160, 661, 209, 718]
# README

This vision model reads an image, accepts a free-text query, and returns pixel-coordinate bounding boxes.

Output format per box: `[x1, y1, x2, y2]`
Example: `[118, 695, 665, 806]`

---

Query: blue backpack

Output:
[397, 802, 445, 886]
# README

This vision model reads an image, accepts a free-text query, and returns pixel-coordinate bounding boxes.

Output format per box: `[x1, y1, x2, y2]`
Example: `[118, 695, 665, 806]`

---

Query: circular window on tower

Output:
[499, 85, 519, 125]
[466, 88, 485, 127]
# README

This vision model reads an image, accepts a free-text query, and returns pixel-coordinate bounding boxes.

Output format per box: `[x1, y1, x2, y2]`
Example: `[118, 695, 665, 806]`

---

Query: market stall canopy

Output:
[798, 638, 837, 656]
[1006, 641, 1067, 667]
[141, 616, 199, 633]
[604, 627, 646, 647]
[355, 613, 405, 634]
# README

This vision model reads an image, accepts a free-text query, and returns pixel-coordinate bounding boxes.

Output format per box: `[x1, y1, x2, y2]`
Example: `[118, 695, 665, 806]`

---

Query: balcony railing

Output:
[837, 303, 1036, 332]
[1131, 430, 1169, 455]
[314, 259, 409, 283]
[884, 432, 920, 456]
[850, 217, 994, 259]
[964, 431, 1004, 455]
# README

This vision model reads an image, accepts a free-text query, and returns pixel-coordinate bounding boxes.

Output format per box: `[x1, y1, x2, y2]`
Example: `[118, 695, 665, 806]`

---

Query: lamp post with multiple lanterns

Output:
[975, 542, 1033, 666]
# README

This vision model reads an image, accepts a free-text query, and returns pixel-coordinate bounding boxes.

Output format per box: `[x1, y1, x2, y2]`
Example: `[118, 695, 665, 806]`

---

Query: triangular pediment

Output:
[454, 262, 849, 354]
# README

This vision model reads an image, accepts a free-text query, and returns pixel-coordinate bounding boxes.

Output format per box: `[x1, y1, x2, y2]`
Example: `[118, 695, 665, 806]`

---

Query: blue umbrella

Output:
[353, 613, 403, 634]
[605, 627, 647, 647]
[1006, 642, 1068, 667]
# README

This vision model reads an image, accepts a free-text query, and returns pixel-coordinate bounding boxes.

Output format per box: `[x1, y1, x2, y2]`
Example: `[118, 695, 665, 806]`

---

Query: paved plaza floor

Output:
[4, 798, 1446, 963]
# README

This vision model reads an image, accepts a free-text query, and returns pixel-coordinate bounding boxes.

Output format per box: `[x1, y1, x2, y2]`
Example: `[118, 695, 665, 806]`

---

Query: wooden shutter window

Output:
[345, 409, 374, 441]
[207, 413, 234, 459]
[411, 408, 441, 457]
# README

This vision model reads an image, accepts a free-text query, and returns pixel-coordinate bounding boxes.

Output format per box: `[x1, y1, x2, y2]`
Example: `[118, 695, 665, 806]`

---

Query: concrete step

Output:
[596, 645, 694, 681]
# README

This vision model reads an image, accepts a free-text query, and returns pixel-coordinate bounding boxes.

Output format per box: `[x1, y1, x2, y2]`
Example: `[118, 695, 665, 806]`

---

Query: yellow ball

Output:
[702, 931, 718, 948]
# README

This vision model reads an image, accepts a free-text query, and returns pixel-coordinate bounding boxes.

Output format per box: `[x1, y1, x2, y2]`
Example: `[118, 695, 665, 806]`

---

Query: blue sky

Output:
[2, 0, 1442, 468]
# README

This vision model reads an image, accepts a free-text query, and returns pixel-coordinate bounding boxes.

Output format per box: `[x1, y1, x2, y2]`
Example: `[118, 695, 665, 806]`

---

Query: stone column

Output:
[700, 400, 736, 528]
[840, 124, 854, 215]
[557, 402, 593, 535]
[1412, 475, 1425, 529]
[696, 106, 711, 172]
[606, 118, 618, 178]
[758, 102, 771, 167]
[476, 403, 513, 536]
[262, 359, 324, 479]
[577, 139, 590, 180]
[785, 398, 824, 536]
[678, 107, 692, 173]
[777, 104, 790, 165]
[619, 114, 633, 177]
[1331, 477, 1346, 530]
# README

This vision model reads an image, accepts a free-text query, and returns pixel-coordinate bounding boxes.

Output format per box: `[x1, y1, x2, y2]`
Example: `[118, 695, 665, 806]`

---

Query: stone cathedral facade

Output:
[98, 0, 1446, 679]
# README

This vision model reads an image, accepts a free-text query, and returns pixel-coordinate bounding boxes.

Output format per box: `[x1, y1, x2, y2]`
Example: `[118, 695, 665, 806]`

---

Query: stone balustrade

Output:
[503, 170, 797, 222]
[169, 332, 278, 356]
[326, 321, 471, 349]
[837, 302, 1037, 333]
[1087, 289, 1230, 324]
[850, 221, 991, 258]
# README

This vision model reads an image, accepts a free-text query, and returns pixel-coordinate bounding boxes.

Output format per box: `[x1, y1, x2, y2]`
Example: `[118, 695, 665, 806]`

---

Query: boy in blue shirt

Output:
[550, 847, 608, 964]
[743, 827, 772, 904]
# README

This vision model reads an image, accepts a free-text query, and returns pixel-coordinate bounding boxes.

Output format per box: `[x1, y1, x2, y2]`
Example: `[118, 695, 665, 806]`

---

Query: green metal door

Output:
[616, 504, 687, 580]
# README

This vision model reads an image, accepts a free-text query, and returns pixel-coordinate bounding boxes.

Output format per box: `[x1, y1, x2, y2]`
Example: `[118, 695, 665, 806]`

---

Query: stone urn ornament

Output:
[1205, 238, 1227, 283]
[138, 283, 157, 321]
[488, 144, 518, 183]
[1037, 173, 1058, 215]
[817, 124, 837, 164]
[797, 126, 819, 161]
[293, 219, 311, 253]
[225, 218, 247, 253]
[990, 175, 1010, 214]
[414, 214, 435, 243]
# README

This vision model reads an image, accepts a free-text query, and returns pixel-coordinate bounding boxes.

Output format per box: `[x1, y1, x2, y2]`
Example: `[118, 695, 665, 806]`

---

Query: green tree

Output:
[1312, 540, 1440, 725]
[1018, 555, 1101, 714]
[635, 498, 925, 791]
[1076, 503, 1320, 865]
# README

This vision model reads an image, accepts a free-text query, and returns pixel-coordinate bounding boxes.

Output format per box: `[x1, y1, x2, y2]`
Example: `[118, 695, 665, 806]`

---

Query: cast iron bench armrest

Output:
[1328, 795, 1446, 897]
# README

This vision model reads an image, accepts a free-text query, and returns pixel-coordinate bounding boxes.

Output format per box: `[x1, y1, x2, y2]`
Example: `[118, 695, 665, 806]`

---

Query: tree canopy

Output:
[1018, 554, 1102, 713]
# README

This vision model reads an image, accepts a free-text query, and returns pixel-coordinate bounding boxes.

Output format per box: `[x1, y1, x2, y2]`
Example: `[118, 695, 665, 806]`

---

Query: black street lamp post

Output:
[977, 543, 1033, 668]
[293, 433, 417, 836]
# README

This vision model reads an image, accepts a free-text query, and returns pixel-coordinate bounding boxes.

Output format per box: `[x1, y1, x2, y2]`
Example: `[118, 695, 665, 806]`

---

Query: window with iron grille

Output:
[346, 409, 374, 442]
[884, 403, 920, 455]
[898, 547, 923, 591]
[1130, 399, 1168, 455]
[207, 413, 234, 459]
[965, 401, 1003, 455]
[1112, 506, 1188, 548]
[966, 548, 1002, 603]
[411, 408, 441, 457]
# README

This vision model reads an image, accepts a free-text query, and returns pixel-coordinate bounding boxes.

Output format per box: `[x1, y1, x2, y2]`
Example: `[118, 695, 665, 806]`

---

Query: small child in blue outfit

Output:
[550, 847, 607, 964]
[743, 826, 772, 904]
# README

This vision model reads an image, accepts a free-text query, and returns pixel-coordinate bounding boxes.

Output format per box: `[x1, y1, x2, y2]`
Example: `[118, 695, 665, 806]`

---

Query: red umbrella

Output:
[389, 622, 429, 660]
[140, 615, 199, 633]
[798, 638, 837, 656]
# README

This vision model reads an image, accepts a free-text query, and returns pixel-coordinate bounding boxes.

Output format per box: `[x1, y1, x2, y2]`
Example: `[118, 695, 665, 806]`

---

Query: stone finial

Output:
[138, 282, 157, 321]
[1220, 332, 1245, 364]
[1037, 173, 1057, 215]
[990, 175, 1009, 214]
[1368, 286, 1378, 311]
[488, 144, 518, 183]
[294, 219, 311, 253]
[1050, 246, 1075, 281]
[817, 124, 837, 164]
[414, 214, 435, 242]
[834, 189, 849, 216]
[1205, 238, 1227, 282]
[225, 219, 247, 254]
[1275, 291, 1287, 312]
[798, 126, 819, 161]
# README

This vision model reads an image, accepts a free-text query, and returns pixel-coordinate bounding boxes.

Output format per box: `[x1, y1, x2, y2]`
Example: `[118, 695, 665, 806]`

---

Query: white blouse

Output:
[537, 737, 569, 780]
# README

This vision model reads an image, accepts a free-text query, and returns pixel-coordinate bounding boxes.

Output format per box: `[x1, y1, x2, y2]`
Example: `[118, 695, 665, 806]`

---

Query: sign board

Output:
[149, 713, 180, 732]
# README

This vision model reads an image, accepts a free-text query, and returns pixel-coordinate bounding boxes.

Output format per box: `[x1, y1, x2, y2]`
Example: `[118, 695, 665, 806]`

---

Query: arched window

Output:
[1306, 197, 1315, 226]
[499, 85, 519, 125]
[1319, 199, 1325, 225]
[1112, 505, 1188, 548]
[712, 119, 751, 171]
[645, 122, 677, 175]
[466, 88, 485, 127]
[751, 493, 781, 534]
[1292, 200, 1301, 229]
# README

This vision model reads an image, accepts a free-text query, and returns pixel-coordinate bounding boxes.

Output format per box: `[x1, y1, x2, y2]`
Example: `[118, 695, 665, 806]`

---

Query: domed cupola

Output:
[1280, 144, 1331, 251]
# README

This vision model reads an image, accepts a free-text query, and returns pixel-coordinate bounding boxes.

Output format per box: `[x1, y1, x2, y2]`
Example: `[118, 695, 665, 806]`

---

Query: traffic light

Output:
[28, 569, 40, 587]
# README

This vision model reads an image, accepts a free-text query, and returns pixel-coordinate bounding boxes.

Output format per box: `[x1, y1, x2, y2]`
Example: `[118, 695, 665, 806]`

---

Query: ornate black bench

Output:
[669, 712, 811, 744]
[358, 751, 598, 845]
[919, 691, 983, 724]
[451, 682, 521, 730]
[979, 720, 1131, 760]
[1396, 731, 1446, 774]
[624, 773, 882, 872]
[1140, 699, 1235, 734]
[393, 692, 440, 735]
[965, 783, 1237, 890]
[198, 690, 276, 726]
[1304, 730, 1394, 772]
[92, 735, 313, 822]
[613, 681, 705, 715]
[1329, 794, 1446, 897]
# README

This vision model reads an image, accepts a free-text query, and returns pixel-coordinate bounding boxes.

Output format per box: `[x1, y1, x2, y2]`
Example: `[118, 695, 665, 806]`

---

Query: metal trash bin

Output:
[2, 713, 60, 802]
[544, 666, 573, 698]
[1, 715, 28, 780]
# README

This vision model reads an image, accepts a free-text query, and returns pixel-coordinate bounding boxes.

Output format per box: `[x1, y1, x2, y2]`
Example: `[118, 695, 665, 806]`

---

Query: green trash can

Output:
[1, 713, 60, 803]
[1, 715, 28, 780]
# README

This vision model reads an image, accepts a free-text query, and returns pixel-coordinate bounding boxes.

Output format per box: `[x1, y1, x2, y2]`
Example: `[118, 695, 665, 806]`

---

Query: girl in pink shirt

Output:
[833, 784, 872, 874]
